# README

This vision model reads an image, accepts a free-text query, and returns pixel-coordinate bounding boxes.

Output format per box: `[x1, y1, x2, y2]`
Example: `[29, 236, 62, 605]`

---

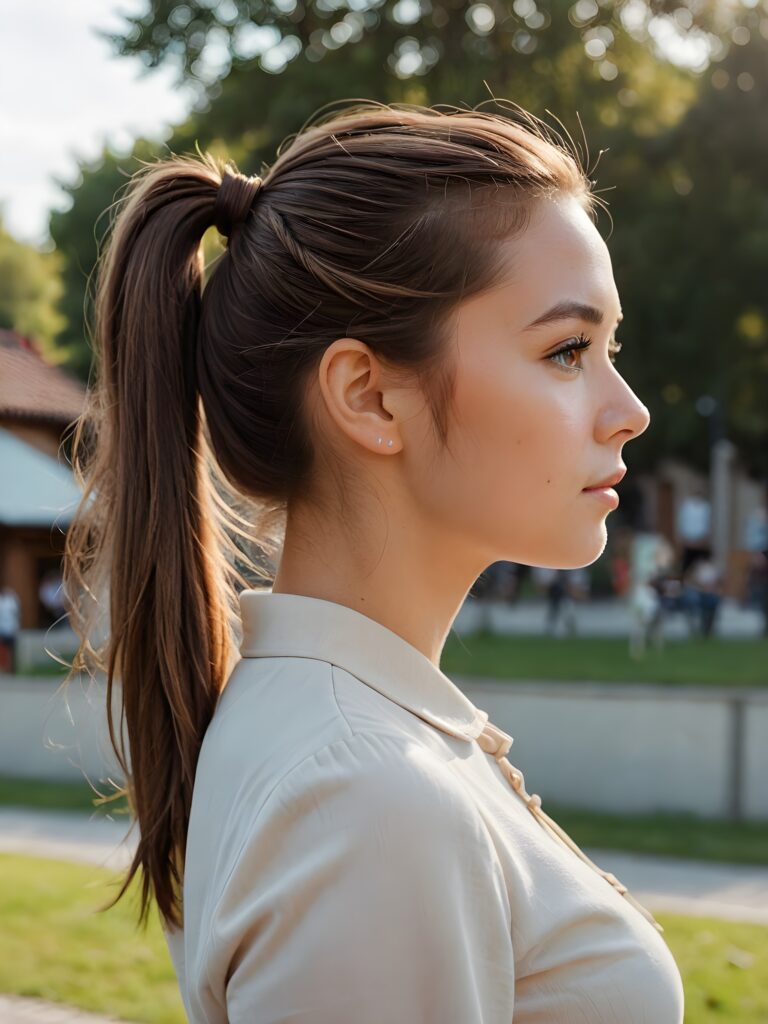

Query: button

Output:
[477, 721, 514, 759]
[499, 762, 523, 790]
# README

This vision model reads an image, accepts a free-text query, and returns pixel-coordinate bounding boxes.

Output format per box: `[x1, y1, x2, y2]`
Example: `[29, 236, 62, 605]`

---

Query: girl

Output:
[63, 99, 683, 1022]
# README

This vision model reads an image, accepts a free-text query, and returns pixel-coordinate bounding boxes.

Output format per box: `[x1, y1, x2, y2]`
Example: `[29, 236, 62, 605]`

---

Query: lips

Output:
[583, 466, 627, 490]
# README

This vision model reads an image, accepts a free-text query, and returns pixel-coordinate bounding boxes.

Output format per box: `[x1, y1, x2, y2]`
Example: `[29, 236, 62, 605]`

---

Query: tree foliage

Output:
[606, 27, 768, 476]
[0, 216, 66, 357]
[98, 0, 740, 92]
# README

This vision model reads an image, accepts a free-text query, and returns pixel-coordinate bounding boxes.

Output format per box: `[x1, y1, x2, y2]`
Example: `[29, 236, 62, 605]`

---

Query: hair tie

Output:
[213, 169, 263, 238]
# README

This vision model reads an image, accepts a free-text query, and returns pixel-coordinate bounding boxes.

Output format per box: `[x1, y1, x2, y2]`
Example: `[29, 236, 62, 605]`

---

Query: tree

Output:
[0, 215, 67, 357]
[101, 0, 709, 164]
[99, 0, 743, 96]
[48, 139, 227, 382]
[606, 26, 768, 476]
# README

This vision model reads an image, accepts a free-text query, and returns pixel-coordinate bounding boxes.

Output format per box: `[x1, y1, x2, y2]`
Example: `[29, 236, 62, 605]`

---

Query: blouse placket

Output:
[476, 719, 665, 935]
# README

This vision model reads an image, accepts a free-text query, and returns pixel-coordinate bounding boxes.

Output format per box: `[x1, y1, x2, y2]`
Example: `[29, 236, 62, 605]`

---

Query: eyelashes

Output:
[548, 332, 623, 373]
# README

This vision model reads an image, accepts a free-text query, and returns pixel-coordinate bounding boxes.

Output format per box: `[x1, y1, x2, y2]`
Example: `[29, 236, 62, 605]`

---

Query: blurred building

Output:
[0, 329, 86, 628]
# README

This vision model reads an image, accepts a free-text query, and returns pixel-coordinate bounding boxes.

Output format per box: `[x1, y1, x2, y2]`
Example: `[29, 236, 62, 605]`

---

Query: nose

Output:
[598, 374, 651, 443]
[628, 391, 651, 439]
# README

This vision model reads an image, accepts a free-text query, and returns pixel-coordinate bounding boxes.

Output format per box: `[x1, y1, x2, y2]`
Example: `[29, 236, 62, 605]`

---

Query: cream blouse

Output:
[163, 589, 684, 1022]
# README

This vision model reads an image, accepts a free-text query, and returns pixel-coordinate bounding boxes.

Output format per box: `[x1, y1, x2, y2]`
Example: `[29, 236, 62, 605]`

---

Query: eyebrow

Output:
[523, 300, 623, 331]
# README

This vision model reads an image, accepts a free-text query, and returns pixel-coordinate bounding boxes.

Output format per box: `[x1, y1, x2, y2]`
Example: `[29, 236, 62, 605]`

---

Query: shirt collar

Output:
[238, 589, 489, 742]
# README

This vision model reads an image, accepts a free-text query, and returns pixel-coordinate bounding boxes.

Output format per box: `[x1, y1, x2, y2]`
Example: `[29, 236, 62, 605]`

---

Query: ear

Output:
[315, 337, 404, 455]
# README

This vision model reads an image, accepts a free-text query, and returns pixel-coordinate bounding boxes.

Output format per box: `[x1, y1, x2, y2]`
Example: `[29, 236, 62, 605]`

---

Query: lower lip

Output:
[582, 487, 619, 509]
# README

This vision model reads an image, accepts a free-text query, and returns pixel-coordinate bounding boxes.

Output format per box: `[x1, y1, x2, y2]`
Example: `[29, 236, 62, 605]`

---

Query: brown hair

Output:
[61, 98, 601, 932]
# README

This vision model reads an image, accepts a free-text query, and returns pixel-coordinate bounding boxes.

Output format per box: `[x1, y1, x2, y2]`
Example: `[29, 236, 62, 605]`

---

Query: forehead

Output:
[495, 194, 619, 324]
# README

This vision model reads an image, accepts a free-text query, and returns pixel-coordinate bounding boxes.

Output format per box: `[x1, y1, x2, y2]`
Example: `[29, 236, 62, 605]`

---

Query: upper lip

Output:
[584, 466, 627, 489]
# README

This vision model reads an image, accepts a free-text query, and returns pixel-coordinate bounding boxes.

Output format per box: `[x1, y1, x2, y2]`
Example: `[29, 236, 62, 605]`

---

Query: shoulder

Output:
[199, 656, 437, 810]
[274, 729, 483, 839]
[207, 730, 501, 917]
[222, 727, 488, 858]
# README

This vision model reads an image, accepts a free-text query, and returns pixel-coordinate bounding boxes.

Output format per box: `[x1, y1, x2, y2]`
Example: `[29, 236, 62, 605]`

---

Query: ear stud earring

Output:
[376, 437, 394, 448]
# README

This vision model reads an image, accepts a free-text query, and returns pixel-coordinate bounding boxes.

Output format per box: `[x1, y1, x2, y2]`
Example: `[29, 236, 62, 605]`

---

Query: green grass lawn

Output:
[545, 805, 768, 867]
[12, 632, 768, 685]
[0, 854, 183, 1024]
[442, 631, 768, 685]
[0, 852, 765, 1024]
[0, 774, 129, 815]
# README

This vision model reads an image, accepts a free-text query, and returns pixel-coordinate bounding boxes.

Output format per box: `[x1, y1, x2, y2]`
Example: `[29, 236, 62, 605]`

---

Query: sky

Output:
[0, 0, 197, 249]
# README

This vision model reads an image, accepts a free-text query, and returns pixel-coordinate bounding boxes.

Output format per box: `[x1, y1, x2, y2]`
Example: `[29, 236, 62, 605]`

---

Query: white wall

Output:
[1, 673, 766, 821]
[0, 673, 124, 786]
[457, 677, 768, 820]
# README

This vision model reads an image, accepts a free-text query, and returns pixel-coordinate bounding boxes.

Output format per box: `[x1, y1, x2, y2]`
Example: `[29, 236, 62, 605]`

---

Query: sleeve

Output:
[201, 731, 515, 1024]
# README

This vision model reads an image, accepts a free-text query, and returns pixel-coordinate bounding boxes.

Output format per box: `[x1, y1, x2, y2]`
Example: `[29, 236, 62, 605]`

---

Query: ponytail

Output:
[62, 151, 270, 931]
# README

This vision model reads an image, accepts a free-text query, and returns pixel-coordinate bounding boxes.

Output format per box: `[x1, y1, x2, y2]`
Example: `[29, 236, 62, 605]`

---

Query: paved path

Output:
[458, 594, 766, 640]
[0, 808, 134, 874]
[578, 847, 768, 925]
[2, 807, 768, 924]
[0, 995, 129, 1024]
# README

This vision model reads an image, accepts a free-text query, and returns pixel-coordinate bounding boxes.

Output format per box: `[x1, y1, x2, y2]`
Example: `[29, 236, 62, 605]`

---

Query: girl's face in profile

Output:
[413, 192, 651, 571]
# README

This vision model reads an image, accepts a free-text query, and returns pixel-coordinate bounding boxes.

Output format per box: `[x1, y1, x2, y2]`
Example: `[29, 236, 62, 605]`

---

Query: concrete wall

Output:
[457, 676, 768, 821]
[1, 672, 766, 821]
[0, 673, 124, 786]
[17, 626, 79, 671]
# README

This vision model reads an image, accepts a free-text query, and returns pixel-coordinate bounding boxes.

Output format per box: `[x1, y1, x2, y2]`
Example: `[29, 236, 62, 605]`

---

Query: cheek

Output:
[407, 353, 610, 567]
[406, 353, 596, 546]
[452, 360, 580, 490]
[435, 363, 599, 550]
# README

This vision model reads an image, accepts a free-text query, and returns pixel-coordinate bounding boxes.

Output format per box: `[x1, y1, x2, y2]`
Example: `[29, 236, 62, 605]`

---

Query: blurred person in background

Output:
[534, 565, 589, 637]
[676, 483, 711, 575]
[682, 555, 723, 639]
[761, 558, 768, 637]
[0, 584, 21, 674]
[627, 531, 675, 657]
[39, 568, 69, 627]
[742, 501, 768, 624]
[494, 560, 521, 604]
[608, 524, 633, 598]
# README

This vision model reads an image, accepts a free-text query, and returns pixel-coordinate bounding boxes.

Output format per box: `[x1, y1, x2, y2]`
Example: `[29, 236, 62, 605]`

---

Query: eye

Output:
[548, 333, 592, 372]
[548, 332, 623, 373]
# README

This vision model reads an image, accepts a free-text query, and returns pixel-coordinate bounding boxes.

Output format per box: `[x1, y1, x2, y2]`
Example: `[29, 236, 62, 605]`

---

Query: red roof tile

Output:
[0, 329, 87, 424]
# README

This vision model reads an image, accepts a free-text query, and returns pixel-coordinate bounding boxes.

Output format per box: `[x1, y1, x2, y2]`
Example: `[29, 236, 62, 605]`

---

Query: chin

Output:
[572, 527, 608, 568]
[495, 517, 608, 570]
[536, 526, 608, 570]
